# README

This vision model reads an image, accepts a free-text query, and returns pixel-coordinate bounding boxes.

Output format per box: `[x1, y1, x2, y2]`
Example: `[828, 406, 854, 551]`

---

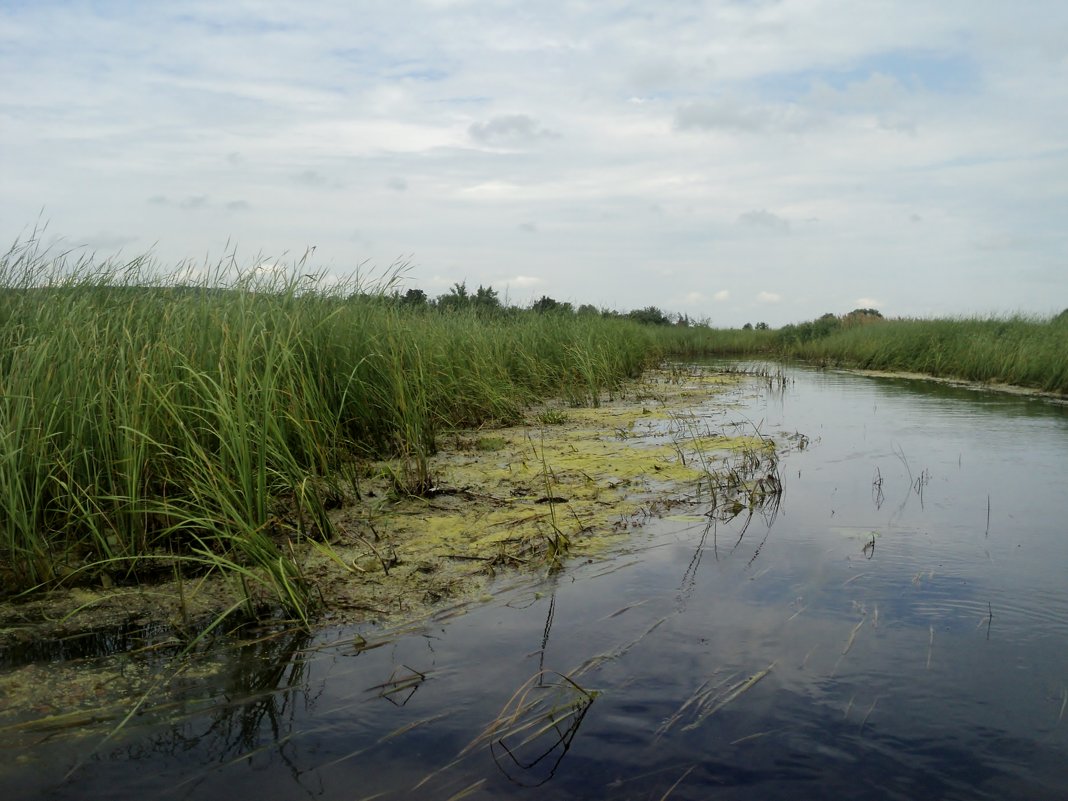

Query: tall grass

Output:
[8, 235, 1059, 624]
[0, 240, 657, 619]
[780, 316, 1068, 393]
[654, 312, 1068, 395]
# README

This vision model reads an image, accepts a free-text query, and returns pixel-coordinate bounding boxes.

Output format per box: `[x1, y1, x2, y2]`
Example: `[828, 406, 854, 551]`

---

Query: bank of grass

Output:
[776, 315, 1068, 394]
[0, 242, 660, 620]
[644, 323, 778, 358]
[7, 238, 1062, 627]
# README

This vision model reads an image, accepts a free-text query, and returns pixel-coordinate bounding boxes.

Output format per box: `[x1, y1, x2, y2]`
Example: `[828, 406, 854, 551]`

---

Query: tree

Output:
[532, 295, 562, 314]
[473, 284, 501, 314]
[742, 322, 753, 330]
[627, 306, 671, 326]
[437, 281, 470, 312]
[401, 288, 427, 307]
[755, 321, 769, 330]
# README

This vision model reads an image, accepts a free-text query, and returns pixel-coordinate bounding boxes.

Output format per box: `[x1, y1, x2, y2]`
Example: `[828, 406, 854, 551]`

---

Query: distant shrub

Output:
[777, 312, 840, 344]
[842, 308, 884, 328]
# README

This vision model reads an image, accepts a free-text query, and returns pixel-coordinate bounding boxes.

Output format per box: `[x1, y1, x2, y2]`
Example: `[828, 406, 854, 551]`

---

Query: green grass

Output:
[4, 236, 1062, 626]
[780, 316, 1068, 393]
[0, 240, 660, 619]
[645, 312, 1068, 395]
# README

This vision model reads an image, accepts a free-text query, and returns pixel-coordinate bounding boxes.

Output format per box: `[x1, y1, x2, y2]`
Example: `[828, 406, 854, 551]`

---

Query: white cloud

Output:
[855, 297, 883, 309]
[510, 275, 542, 287]
[179, 196, 209, 210]
[1, 1, 1066, 326]
[675, 100, 811, 134]
[757, 291, 782, 304]
[737, 210, 790, 232]
[468, 114, 558, 145]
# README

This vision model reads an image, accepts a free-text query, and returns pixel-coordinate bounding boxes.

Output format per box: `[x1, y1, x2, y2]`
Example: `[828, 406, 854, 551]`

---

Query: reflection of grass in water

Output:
[48, 625, 315, 783]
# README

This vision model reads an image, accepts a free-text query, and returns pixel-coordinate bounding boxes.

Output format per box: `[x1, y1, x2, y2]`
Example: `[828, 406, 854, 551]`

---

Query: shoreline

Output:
[0, 367, 767, 670]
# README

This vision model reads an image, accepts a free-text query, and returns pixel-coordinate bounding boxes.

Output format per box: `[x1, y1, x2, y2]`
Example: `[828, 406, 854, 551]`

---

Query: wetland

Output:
[3, 363, 1067, 800]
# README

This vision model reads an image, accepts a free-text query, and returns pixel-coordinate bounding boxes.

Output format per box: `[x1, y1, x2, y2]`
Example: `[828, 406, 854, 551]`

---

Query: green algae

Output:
[0, 367, 781, 731]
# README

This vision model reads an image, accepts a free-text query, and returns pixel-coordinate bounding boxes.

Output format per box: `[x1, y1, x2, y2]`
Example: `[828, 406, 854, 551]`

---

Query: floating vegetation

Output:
[657, 764, 696, 800]
[570, 617, 668, 678]
[460, 670, 598, 787]
[842, 615, 868, 656]
[657, 663, 775, 737]
[858, 695, 880, 734]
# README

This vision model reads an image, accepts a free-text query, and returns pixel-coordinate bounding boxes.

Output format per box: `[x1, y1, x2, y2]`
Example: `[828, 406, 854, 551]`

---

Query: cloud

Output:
[294, 170, 326, 186]
[757, 291, 782, 304]
[975, 234, 1025, 251]
[387, 176, 408, 191]
[1, 2, 1065, 328]
[226, 200, 251, 211]
[468, 114, 558, 145]
[684, 291, 705, 304]
[675, 101, 774, 133]
[805, 72, 918, 133]
[80, 233, 139, 251]
[855, 297, 883, 308]
[737, 209, 789, 232]
[674, 99, 815, 134]
[510, 275, 542, 287]
[179, 195, 209, 210]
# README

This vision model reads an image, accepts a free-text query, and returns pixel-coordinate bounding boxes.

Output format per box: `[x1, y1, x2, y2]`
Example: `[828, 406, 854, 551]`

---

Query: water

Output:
[4, 365, 1068, 800]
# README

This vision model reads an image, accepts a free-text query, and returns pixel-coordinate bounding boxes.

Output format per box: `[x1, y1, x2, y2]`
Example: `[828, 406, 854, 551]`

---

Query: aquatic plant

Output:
[680, 312, 1068, 394]
[0, 237, 672, 621]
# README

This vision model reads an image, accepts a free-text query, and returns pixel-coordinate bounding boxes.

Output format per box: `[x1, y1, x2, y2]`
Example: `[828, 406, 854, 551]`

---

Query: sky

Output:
[1, 0, 1066, 326]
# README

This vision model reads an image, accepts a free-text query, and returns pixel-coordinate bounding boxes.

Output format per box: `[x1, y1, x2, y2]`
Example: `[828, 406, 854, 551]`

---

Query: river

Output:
[4, 364, 1068, 800]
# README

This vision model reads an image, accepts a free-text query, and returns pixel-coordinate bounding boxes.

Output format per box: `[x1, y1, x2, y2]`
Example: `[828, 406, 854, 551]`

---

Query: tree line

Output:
[391, 281, 702, 327]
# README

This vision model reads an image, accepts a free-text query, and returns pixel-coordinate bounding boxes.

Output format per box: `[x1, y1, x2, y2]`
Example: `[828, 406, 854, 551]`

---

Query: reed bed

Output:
[688, 313, 1068, 394]
[783, 316, 1068, 393]
[0, 240, 661, 618]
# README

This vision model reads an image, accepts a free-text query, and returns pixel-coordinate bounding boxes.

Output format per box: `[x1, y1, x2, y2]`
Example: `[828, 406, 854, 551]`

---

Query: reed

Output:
[680, 313, 1068, 394]
[0, 239, 670, 621]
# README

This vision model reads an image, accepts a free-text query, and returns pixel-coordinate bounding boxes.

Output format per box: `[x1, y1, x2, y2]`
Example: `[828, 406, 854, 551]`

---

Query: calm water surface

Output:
[5, 365, 1068, 800]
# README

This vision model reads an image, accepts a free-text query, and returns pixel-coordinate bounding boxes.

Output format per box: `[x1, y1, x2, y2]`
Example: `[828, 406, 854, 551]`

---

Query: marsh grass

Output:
[785, 316, 1068, 392]
[690, 315, 1068, 394]
[0, 239, 665, 621]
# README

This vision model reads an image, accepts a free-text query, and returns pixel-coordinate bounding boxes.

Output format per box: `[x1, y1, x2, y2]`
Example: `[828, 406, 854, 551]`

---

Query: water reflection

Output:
[6, 364, 1068, 800]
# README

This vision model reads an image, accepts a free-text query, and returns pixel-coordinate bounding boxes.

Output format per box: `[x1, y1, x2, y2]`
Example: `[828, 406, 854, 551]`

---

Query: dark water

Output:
[5, 366, 1068, 800]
